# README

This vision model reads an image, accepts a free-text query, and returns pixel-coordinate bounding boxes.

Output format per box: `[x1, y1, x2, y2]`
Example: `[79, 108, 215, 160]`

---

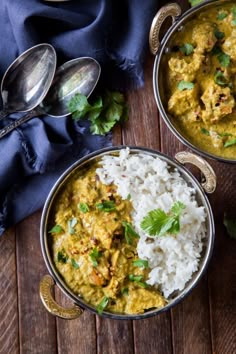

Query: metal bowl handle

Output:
[40, 275, 83, 319]
[175, 151, 217, 194]
[149, 3, 182, 55]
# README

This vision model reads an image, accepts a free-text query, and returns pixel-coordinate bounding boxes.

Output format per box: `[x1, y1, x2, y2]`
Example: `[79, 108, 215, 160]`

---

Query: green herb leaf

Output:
[224, 214, 236, 239]
[129, 274, 148, 288]
[217, 12, 228, 20]
[96, 296, 109, 314]
[231, 6, 236, 26]
[71, 258, 79, 269]
[122, 221, 140, 245]
[180, 43, 194, 56]
[189, 0, 203, 6]
[89, 248, 102, 267]
[127, 193, 131, 200]
[68, 217, 78, 235]
[214, 71, 228, 86]
[214, 29, 225, 40]
[49, 225, 63, 234]
[121, 287, 129, 296]
[57, 250, 68, 264]
[132, 259, 149, 269]
[96, 200, 116, 212]
[78, 202, 89, 213]
[224, 138, 236, 148]
[218, 132, 233, 137]
[68, 91, 128, 136]
[177, 81, 194, 91]
[141, 201, 186, 237]
[217, 52, 230, 67]
[201, 127, 210, 136]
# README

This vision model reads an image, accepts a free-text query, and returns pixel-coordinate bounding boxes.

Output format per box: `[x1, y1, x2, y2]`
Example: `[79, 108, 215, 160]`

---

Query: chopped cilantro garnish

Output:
[78, 202, 89, 213]
[177, 81, 194, 91]
[133, 259, 149, 269]
[141, 201, 186, 237]
[214, 29, 225, 40]
[96, 296, 109, 314]
[122, 221, 140, 244]
[96, 200, 116, 212]
[121, 287, 129, 296]
[224, 138, 236, 148]
[89, 248, 102, 267]
[127, 193, 131, 200]
[180, 43, 194, 56]
[217, 12, 228, 21]
[212, 46, 230, 67]
[68, 217, 78, 235]
[201, 128, 210, 136]
[129, 274, 148, 288]
[49, 225, 63, 234]
[71, 258, 79, 269]
[57, 250, 68, 264]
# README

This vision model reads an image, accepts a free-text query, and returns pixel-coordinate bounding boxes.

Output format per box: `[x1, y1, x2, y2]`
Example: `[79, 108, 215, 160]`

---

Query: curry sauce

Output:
[165, 2, 236, 159]
[49, 163, 166, 315]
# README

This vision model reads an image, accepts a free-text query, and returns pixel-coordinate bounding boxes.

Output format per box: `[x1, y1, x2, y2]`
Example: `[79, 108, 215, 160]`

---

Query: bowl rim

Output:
[40, 145, 215, 319]
[153, 0, 236, 164]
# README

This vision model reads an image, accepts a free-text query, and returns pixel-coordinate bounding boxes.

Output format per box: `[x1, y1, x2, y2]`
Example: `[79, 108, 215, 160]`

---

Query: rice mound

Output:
[96, 148, 207, 298]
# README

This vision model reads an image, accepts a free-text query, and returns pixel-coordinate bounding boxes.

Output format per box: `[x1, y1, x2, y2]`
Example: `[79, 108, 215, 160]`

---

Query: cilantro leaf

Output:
[201, 127, 210, 136]
[121, 287, 129, 296]
[133, 259, 149, 269]
[180, 43, 194, 56]
[189, 0, 204, 6]
[71, 258, 79, 269]
[96, 200, 116, 212]
[57, 250, 68, 264]
[217, 52, 230, 68]
[68, 217, 78, 235]
[129, 274, 148, 288]
[217, 12, 228, 20]
[89, 248, 102, 267]
[224, 138, 236, 148]
[49, 225, 63, 234]
[177, 81, 194, 91]
[214, 29, 225, 40]
[96, 296, 109, 314]
[122, 221, 140, 244]
[223, 214, 236, 239]
[68, 91, 128, 136]
[78, 202, 89, 213]
[141, 201, 186, 237]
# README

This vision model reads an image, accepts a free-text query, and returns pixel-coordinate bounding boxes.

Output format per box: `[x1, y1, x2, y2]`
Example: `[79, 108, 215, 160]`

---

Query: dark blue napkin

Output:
[0, 0, 158, 235]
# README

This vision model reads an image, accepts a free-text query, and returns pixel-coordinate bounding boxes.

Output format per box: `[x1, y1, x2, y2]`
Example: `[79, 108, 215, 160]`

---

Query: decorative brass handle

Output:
[149, 3, 182, 55]
[40, 275, 83, 319]
[175, 151, 216, 193]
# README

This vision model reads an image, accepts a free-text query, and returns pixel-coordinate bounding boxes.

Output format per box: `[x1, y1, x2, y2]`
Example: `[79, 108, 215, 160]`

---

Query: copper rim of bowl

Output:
[40, 146, 215, 320]
[153, 0, 236, 164]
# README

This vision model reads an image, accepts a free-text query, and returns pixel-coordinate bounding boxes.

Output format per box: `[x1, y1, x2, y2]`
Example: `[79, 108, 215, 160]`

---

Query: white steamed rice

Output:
[96, 148, 207, 298]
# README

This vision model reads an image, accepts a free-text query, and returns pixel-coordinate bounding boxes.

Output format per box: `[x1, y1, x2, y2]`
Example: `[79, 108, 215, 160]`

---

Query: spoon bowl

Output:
[0, 57, 101, 138]
[0, 43, 56, 118]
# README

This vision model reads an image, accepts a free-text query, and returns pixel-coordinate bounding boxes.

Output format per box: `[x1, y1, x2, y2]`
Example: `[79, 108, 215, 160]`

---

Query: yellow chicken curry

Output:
[165, 2, 236, 159]
[48, 163, 166, 315]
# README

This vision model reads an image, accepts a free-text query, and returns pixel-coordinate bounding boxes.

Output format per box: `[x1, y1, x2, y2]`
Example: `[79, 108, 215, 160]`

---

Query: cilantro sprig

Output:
[141, 201, 186, 237]
[49, 225, 63, 234]
[132, 259, 149, 269]
[177, 81, 194, 91]
[212, 46, 230, 68]
[128, 274, 148, 288]
[89, 248, 102, 267]
[122, 221, 140, 244]
[57, 250, 68, 264]
[96, 200, 116, 212]
[78, 202, 89, 213]
[180, 43, 194, 56]
[68, 90, 128, 136]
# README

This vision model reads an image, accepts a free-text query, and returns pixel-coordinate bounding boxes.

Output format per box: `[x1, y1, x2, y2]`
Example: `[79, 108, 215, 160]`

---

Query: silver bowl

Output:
[39, 146, 216, 320]
[150, 0, 236, 163]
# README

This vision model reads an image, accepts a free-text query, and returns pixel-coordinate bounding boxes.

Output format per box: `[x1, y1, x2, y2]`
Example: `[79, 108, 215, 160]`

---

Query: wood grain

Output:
[0, 228, 19, 354]
[16, 211, 57, 354]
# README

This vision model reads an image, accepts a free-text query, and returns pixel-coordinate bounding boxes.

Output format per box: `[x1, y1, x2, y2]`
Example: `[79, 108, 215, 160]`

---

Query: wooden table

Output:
[1, 1, 236, 353]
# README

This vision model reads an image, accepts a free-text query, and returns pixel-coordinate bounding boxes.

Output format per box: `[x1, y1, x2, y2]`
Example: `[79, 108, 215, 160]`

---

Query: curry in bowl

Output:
[162, 2, 236, 159]
[47, 148, 211, 316]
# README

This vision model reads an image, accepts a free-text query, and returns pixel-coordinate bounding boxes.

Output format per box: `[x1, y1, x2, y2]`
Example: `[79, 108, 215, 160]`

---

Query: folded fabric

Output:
[0, 0, 158, 234]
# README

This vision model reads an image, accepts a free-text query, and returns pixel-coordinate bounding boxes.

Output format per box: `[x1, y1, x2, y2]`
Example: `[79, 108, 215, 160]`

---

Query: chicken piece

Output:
[201, 83, 235, 123]
[209, 129, 224, 149]
[125, 288, 166, 314]
[168, 84, 201, 121]
[222, 29, 236, 61]
[192, 22, 217, 53]
[168, 53, 204, 82]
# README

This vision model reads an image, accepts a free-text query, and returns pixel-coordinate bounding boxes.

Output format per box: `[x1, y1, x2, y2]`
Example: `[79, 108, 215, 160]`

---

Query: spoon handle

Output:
[0, 111, 36, 139]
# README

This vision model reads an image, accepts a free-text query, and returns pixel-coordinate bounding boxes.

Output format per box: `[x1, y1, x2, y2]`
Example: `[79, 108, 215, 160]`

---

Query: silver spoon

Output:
[0, 57, 101, 139]
[0, 43, 57, 119]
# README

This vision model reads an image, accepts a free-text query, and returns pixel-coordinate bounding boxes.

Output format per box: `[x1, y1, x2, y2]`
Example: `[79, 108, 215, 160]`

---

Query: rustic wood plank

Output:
[16, 211, 57, 354]
[0, 228, 19, 354]
[207, 162, 236, 354]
